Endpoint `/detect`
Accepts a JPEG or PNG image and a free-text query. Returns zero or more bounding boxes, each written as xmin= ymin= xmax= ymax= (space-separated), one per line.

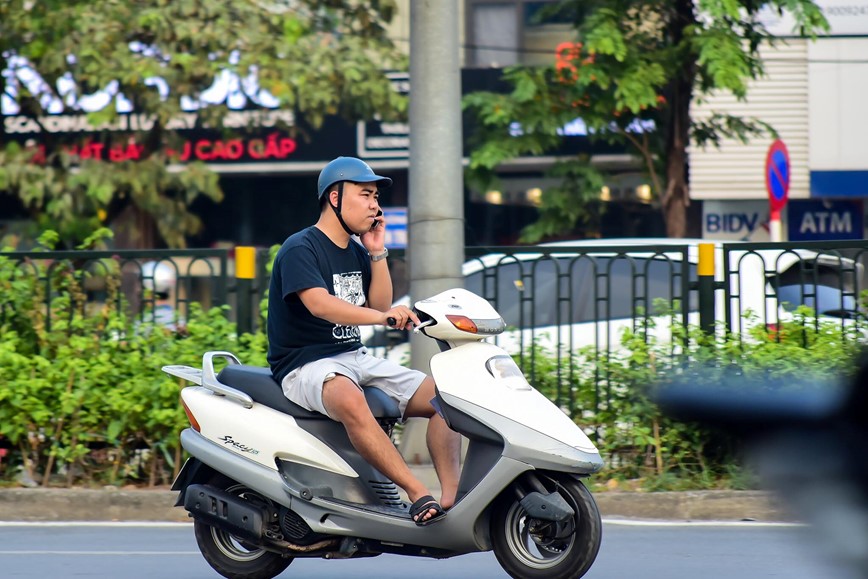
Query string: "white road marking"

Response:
xmin=0 ymin=519 xmax=804 ymax=528
xmin=0 ymin=550 xmax=199 ymax=556
xmin=602 ymin=518 xmax=804 ymax=527
xmin=0 ymin=522 xmax=190 ymax=527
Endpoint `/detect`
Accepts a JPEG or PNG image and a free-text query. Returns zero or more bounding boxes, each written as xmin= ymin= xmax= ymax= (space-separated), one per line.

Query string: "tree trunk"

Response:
xmin=662 ymin=0 xmax=698 ymax=238
xmin=662 ymin=144 xmax=689 ymax=237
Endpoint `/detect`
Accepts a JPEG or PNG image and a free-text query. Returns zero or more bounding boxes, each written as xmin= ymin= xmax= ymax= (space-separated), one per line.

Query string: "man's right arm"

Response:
xmin=298 ymin=287 xmax=419 ymax=329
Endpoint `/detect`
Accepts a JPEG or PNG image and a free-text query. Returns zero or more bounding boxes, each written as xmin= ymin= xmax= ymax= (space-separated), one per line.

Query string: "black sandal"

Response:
xmin=409 ymin=495 xmax=447 ymax=526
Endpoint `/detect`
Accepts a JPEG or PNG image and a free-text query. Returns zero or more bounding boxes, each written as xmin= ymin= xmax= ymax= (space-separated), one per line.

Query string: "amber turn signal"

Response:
xmin=446 ymin=315 xmax=479 ymax=333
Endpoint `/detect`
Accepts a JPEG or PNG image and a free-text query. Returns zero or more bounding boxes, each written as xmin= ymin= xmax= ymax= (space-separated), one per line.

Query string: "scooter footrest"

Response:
xmin=319 ymin=496 xmax=409 ymax=518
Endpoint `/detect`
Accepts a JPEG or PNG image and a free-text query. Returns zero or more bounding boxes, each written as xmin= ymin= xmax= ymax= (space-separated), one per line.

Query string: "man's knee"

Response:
xmin=322 ymin=375 xmax=369 ymax=422
xmin=404 ymin=376 xmax=437 ymax=419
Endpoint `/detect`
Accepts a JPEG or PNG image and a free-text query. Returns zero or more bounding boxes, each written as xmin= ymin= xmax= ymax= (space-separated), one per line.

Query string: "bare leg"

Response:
xmin=322 ymin=375 xmax=440 ymax=522
xmin=404 ymin=377 xmax=461 ymax=510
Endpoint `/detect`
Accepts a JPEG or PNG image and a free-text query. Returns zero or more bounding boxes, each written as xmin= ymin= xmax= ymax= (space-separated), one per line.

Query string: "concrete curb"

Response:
xmin=0 ymin=485 xmax=796 ymax=524
xmin=593 ymin=490 xmax=794 ymax=522
xmin=0 ymin=488 xmax=190 ymax=523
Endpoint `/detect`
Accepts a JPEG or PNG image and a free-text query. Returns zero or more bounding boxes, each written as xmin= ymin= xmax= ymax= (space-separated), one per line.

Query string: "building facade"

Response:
xmin=690 ymin=0 xmax=868 ymax=241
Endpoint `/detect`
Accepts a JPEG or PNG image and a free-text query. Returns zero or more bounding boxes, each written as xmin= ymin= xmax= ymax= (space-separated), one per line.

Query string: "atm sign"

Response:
xmin=787 ymin=200 xmax=863 ymax=241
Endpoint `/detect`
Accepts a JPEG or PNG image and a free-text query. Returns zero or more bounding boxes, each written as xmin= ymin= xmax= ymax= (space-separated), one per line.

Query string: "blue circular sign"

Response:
xmin=765 ymin=140 xmax=790 ymax=212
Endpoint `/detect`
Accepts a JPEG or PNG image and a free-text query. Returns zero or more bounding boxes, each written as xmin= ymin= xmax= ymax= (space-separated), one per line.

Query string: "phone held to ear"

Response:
xmin=370 ymin=209 xmax=383 ymax=231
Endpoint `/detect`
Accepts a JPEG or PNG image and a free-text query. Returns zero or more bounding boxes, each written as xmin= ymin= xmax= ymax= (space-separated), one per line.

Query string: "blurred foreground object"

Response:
xmin=655 ymin=359 xmax=868 ymax=577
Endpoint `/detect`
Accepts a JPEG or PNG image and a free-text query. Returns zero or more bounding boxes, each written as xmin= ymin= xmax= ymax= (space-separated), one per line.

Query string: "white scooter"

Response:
xmin=163 ymin=288 xmax=604 ymax=579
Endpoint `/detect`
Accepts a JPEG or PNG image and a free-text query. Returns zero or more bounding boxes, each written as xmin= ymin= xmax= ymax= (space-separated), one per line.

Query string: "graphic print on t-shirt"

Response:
xmin=332 ymin=271 xmax=365 ymax=341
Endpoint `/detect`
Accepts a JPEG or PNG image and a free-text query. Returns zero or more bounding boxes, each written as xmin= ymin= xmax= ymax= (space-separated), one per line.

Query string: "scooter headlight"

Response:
xmin=485 ymin=355 xmax=532 ymax=391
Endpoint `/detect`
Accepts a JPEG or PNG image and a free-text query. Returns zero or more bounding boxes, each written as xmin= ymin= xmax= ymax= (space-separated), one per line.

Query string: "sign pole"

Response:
xmin=769 ymin=208 xmax=783 ymax=242
xmin=765 ymin=139 xmax=790 ymax=242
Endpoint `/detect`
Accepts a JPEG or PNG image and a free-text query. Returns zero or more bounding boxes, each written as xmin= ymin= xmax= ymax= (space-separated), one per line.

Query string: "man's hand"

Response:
xmin=359 ymin=211 xmax=386 ymax=254
xmin=383 ymin=305 xmax=420 ymax=330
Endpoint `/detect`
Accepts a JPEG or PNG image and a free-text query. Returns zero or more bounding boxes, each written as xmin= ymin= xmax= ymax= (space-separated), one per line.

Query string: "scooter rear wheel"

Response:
xmin=491 ymin=474 xmax=601 ymax=579
xmin=193 ymin=477 xmax=292 ymax=579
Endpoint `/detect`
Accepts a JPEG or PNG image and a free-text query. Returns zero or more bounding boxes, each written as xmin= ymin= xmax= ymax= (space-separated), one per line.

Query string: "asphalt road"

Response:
xmin=0 ymin=521 xmax=859 ymax=579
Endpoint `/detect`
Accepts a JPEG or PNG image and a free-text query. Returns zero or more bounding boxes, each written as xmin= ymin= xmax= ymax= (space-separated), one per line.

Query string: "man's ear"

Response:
xmin=328 ymin=188 xmax=340 ymax=209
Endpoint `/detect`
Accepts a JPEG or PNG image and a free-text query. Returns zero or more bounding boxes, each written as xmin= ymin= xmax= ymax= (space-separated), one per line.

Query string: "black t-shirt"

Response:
xmin=267 ymin=226 xmax=372 ymax=384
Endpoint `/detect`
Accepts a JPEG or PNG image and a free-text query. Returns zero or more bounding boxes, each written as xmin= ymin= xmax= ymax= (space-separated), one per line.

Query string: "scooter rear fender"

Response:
xmin=181 ymin=386 xmax=357 ymax=477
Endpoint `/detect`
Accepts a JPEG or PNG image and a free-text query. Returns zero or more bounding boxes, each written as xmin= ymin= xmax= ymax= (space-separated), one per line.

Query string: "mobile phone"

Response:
xmin=370 ymin=209 xmax=383 ymax=231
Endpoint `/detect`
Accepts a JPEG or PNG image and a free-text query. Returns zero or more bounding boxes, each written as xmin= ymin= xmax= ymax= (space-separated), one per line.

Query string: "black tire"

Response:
xmin=192 ymin=476 xmax=293 ymax=579
xmin=491 ymin=474 xmax=602 ymax=579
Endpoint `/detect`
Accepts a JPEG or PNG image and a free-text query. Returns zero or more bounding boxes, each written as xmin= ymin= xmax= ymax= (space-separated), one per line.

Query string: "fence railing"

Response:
xmin=0 ymin=249 xmax=231 ymax=332
xmin=4 ymin=240 xmax=867 ymax=399
xmin=721 ymin=240 xmax=868 ymax=335
xmin=5 ymin=240 xmax=867 ymax=338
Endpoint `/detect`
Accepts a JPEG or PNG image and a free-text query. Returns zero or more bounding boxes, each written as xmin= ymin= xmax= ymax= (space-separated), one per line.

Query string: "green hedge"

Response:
xmin=0 ymin=251 xmax=268 ymax=487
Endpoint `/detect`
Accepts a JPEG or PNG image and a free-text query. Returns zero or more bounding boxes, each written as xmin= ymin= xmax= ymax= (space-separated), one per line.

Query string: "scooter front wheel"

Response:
xmin=491 ymin=474 xmax=602 ymax=579
xmin=193 ymin=477 xmax=293 ymax=579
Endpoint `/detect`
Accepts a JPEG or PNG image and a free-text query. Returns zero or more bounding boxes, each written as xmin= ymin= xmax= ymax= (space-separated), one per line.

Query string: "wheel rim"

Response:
xmin=210 ymin=526 xmax=267 ymax=562
xmin=502 ymin=501 xmax=576 ymax=570
xmin=209 ymin=484 xmax=270 ymax=563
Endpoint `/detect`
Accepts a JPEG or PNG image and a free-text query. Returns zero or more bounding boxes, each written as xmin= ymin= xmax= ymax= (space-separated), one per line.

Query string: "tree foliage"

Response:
xmin=0 ymin=0 xmax=407 ymax=247
xmin=463 ymin=0 xmax=827 ymax=240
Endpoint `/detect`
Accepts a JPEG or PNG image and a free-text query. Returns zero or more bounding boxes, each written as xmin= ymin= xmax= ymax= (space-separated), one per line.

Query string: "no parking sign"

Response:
xmin=765 ymin=139 xmax=790 ymax=240
xmin=765 ymin=139 xmax=790 ymax=214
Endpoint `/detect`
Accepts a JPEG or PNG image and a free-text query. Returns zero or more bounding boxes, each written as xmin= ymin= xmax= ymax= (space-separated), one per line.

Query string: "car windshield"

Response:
xmin=464 ymin=255 xmax=697 ymax=329
xmin=772 ymin=258 xmax=861 ymax=318
xmin=777 ymin=284 xmax=857 ymax=315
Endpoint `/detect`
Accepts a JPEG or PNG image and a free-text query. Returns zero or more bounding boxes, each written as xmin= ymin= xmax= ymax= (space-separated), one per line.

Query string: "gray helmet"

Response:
xmin=142 ymin=261 xmax=176 ymax=299
xmin=317 ymin=156 xmax=392 ymax=200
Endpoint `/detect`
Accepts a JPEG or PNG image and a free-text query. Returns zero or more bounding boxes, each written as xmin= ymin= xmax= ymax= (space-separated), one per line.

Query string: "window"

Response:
xmin=466 ymin=1 xmax=575 ymax=68
xmin=469 ymin=3 xmax=519 ymax=67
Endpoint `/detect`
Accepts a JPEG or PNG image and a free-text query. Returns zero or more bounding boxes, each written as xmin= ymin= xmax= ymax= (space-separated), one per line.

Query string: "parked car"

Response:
xmin=363 ymin=239 xmax=864 ymax=360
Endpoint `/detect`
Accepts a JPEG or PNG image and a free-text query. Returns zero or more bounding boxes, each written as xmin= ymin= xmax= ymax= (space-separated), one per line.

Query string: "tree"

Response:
xmin=0 ymin=0 xmax=406 ymax=247
xmin=463 ymin=0 xmax=827 ymax=239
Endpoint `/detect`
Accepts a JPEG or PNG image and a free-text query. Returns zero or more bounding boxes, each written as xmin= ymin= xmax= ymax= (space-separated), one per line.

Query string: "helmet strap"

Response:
xmin=329 ymin=182 xmax=364 ymax=237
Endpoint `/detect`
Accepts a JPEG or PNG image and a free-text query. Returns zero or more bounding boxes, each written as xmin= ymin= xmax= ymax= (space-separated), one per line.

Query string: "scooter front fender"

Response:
xmin=431 ymin=342 xmax=601 ymax=462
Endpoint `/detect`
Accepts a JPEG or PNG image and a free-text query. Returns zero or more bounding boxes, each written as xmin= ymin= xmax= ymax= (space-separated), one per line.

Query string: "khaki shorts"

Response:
xmin=280 ymin=347 xmax=426 ymax=421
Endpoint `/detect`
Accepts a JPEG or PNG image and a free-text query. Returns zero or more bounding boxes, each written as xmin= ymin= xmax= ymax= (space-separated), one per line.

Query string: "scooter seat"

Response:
xmin=216 ymin=365 xmax=401 ymax=420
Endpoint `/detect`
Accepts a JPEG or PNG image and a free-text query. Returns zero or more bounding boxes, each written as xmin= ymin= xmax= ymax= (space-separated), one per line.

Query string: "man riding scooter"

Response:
xmin=266 ymin=156 xmax=461 ymax=526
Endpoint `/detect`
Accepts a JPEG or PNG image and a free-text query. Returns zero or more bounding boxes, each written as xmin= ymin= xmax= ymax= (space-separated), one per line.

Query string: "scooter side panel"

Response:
xmin=430 ymin=343 xmax=599 ymax=453
xmin=181 ymin=386 xmax=357 ymax=477
xmin=294 ymin=455 xmax=531 ymax=552
xmin=179 ymin=428 xmax=293 ymax=508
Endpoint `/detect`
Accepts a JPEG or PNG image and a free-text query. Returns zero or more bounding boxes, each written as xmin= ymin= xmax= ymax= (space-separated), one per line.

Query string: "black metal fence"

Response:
xmin=3 ymin=239 xmax=867 ymax=355
xmin=0 ymin=249 xmax=232 ymax=332
xmin=722 ymin=240 xmax=868 ymax=335
xmin=4 ymin=239 xmax=868 ymax=422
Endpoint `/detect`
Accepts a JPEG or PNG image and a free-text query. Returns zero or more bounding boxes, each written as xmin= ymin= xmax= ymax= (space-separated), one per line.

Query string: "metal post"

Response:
xmin=402 ymin=0 xmax=464 ymax=463
xmin=408 ymin=0 xmax=464 ymax=372
xmin=235 ymin=246 xmax=256 ymax=335
xmin=698 ymin=243 xmax=715 ymax=336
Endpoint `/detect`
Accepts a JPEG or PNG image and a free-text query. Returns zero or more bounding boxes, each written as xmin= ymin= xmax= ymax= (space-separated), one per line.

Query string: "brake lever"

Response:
xmin=413 ymin=319 xmax=435 ymax=333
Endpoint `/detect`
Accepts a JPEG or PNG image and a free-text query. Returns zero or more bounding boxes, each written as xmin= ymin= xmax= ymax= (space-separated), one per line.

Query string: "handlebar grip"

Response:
xmin=387 ymin=317 xmax=397 ymax=327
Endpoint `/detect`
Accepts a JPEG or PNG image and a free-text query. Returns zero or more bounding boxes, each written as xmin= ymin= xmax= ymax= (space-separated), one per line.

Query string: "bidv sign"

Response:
xmin=787 ymin=200 xmax=864 ymax=241
xmin=703 ymin=201 xmax=770 ymax=241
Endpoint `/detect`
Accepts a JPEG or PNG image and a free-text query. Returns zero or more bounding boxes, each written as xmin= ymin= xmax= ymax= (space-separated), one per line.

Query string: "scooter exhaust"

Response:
xmin=184 ymin=484 xmax=266 ymax=541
